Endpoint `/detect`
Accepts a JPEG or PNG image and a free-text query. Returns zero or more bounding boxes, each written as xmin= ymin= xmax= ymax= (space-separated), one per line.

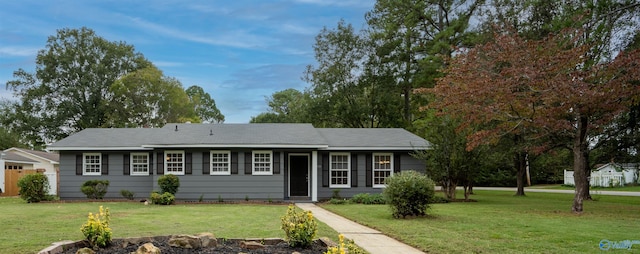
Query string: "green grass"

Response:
xmin=321 ymin=190 xmax=640 ymax=254
xmin=0 ymin=198 xmax=339 ymax=253
xmin=530 ymin=184 xmax=640 ymax=192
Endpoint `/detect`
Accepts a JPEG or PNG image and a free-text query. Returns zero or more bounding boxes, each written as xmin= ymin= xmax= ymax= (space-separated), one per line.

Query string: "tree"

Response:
xmin=104 ymin=66 xmax=200 ymax=127
xmin=250 ymin=89 xmax=309 ymax=123
xmin=6 ymin=27 xmax=149 ymax=146
xmin=426 ymin=28 xmax=640 ymax=212
xmin=186 ymin=85 xmax=224 ymax=123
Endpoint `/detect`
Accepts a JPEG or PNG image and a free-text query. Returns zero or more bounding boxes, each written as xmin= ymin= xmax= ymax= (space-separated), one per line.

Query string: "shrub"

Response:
xmin=325 ymin=234 xmax=367 ymax=254
xmin=350 ymin=193 xmax=386 ymax=204
xmin=157 ymin=174 xmax=180 ymax=195
xmin=17 ymin=174 xmax=51 ymax=203
xmin=120 ymin=189 xmax=135 ymax=200
xmin=328 ymin=198 xmax=347 ymax=204
xmin=80 ymin=206 xmax=112 ymax=249
xmin=281 ymin=204 xmax=318 ymax=248
xmin=383 ymin=170 xmax=435 ymax=218
xmin=331 ymin=189 xmax=342 ymax=199
xmin=81 ymin=180 xmax=110 ymax=199
xmin=150 ymin=192 xmax=175 ymax=205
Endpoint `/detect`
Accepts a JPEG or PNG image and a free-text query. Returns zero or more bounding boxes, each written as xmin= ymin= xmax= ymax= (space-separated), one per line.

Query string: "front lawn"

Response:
xmin=529 ymin=184 xmax=640 ymax=192
xmin=322 ymin=190 xmax=640 ymax=254
xmin=0 ymin=198 xmax=339 ymax=253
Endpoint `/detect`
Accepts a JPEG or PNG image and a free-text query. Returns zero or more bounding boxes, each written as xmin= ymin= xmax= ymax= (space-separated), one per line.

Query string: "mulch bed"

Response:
xmin=60 ymin=238 xmax=328 ymax=254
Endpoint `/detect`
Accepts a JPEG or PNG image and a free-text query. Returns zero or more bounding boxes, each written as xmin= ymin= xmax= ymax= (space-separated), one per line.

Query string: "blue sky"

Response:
xmin=0 ymin=0 xmax=374 ymax=123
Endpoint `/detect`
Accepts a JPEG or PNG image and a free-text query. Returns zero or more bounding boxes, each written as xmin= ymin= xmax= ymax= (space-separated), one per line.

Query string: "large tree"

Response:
xmin=6 ymin=27 xmax=150 ymax=146
xmin=250 ymin=89 xmax=309 ymax=123
xmin=427 ymin=28 xmax=640 ymax=212
xmin=185 ymin=85 xmax=224 ymax=124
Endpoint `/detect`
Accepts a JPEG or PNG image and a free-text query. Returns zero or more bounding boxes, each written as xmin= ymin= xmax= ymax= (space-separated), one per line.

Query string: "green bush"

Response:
xmin=157 ymin=174 xmax=180 ymax=195
xmin=120 ymin=189 xmax=135 ymax=200
xmin=150 ymin=192 xmax=175 ymax=205
xmin=81 ymin=180 xmax=110 ymax=199
xmin=383 ymin=170 xmax=435 ymax=218
xmin=80 ymin=206 xmax=112 ymax=249
xmin=350 ymin=193 xmax=386 ymax=204
xmin=17 ymin=174 xmax=51 ymax=203
xmin=329 ymin=198 xmax=348 ymax=204
xmin=281 ymin=204 xmax=318 ymax=248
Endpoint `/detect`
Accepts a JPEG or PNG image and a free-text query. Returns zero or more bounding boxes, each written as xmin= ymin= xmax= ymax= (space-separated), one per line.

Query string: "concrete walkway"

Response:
xmin=471 ymin=187 xmax=640 ymax=196
xmin=296 ymin=203 xmax=424 ymax=254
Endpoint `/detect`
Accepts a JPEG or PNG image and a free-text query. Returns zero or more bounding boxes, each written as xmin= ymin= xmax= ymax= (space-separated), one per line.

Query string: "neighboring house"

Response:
xmin=1 ymin=148 xmax=60 ymax=196
xmin=47 ymin=123 xmax=429 ymax=201
xmin=564 ymin=163 xmax=639 ymax=187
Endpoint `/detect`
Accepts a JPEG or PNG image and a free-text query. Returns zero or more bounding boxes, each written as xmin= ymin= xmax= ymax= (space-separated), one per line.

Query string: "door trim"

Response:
xmin=288 ymin=153 xmax=310 ymax=197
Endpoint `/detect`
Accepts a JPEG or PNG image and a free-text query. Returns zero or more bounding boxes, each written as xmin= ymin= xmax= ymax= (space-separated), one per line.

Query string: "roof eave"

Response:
xmin=142 ymin=144 xmax=329 ymax=149
xmin=47 ymin=147 xmax=153 ymax=151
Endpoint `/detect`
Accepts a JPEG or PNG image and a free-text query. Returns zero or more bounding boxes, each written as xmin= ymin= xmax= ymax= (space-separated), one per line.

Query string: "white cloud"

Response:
xmin=293 ymin=0 xmax=374 ymax=8
xmin=153 ymin=61 xmax=184 ymax=67
xmin=0 ymin=46 xmax=39 ymax=57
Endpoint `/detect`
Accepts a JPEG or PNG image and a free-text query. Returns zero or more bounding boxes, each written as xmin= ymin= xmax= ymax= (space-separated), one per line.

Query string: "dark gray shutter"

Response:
xmin=101 ymin=154 xmax=109 ymax=175
xmin=273 ymin=152 xmax=280 ymax=174
xmin=231 ymin=152 xmax=238 ymax=174
xmin=157 ymin=152 xmax=164 ymax=175
xmin=366 ymin=153 xmax=372 ymax=187
xmin=244 ymin=152 xmax=252 ymax=175
xmin=185 ymin=152 xmax=192 ymax=175
xmin=123 ymin=154 xmax=130 ymax=175
xmin=76 ymin=154 xmax=82 ymax=175
xmin=202 ymin=152 xmax=210 ymax=175
xmin=351 ymin=153 xmax=358 ymax=187
xmin=322 ymin=153 xmax=329 ymax=187
xmin=394 ymin=153 xmax=401 ymax=173
xmin=148 ymin=153 xmax=153 ymax=175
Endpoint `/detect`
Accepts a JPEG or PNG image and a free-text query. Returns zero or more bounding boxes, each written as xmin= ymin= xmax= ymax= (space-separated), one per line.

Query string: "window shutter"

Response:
xmin=101 ymin=154 xmax=109 ymax=175
xmin=231 ymin=152 xmax=238 ymax=174
xmin=244 ymin=152 xmax=252 ymax=175
xmin=322 ymin=153 xmax=329 ymax=187
xmin=185 ymin=152 xmax=192 ymax=175
xmin=76 ymin=154 xmax=82 ymax=175
xmin=351 ymin=153 xmax=358 ymax=187
xmin=157 ymin=152 xmax=164 ymax=175
xmin=394 ymin=153 xmax=401 ymax=173
xmin=202 ymin=152 xmax=210 ymax=175
xmin=273 ymin=152 xmax=280 ymax=174
xmin=365 ymin=153 xmax=372 ymax=187
xmin=123 ymin=154 xmax=130 ymax=175
xmin=148 ymin=153 xmax=154 ymax=175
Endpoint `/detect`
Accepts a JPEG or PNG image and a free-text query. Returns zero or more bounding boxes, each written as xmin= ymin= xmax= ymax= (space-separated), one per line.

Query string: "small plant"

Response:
xmin=17 ymin=174 xmax=51 ymax=203
xmin=199 ymin=194 xmax=204 ymax=202
xmin=268 ymin=195 xmax=273 ymax=203
xmin=383 ymin=170 xmax=435 ymax=218
xmin=329 ymin=198 xmax=347 ymax=205
xmin=325 ymin=234 xmax=367 ymax=254
xmin=81 ymin=180 xmax=110 ymax=199
xmin=120 ymin=189 xmax=135 ymax=200
xmin=281 ymin=204 xmax=318 ymax=248
xmin=157 ymin=174 xmax=180 ymax=195
xmin=350 ymin=193 xmax=386 ymax=204
xmin=218 ymin=194 xmax=224 ymax=203
xmin=331 ymin=189 xmax=342 ymax=199
xmin=150 ymin=192 xmax=175 ymax=205
xmin=80 ymin=206 xmax=112 ymax=250
xmin=245 ymin=195 xmax=250 ymax=201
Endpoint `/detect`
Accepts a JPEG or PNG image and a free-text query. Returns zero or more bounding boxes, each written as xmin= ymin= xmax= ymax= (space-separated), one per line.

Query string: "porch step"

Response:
xmin=289 ymin=196 xmax=311 ymax=201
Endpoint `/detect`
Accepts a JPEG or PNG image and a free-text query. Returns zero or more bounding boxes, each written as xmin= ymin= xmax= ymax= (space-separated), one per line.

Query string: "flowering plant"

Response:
xmin=281 ymin=204 xmax=318 ymax=247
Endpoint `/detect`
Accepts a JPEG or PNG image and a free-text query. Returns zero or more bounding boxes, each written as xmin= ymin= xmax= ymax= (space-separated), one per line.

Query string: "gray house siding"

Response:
xmin=317 ymin=151 xmax=426 ymax=200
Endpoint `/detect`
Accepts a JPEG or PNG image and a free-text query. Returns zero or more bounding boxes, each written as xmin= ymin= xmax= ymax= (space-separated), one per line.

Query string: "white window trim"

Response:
xmin=164 ymin=150 xmax=185 ymax=175
xmin=210 ymin=150 xmax=231 ymax=175
xmin=373 ymin=153 xmax=393 ymax=188
xmin=83 ymin=152 xmax=102 ymax=176
xmin=130 ymin=152 xmax=149 ymax=176
xmin=329 ymin=152 xmax=351 ymax=188
xmin=252 ymin=150 xmax=273 ymax=175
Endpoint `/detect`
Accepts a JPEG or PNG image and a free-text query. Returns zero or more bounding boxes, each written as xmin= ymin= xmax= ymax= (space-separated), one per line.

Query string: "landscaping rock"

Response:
xmin=168 ymin=234 xmax=201 ymax=249
xmin=240 ymin=241 xmax=265 ymax=249
xmin=132 ymin=243 xmax=160 ymax=254
xmin=120 ymin=237 xmax=155 ymax=248
xmin=196 ymin=232 xmax=217 ymax=247
xmin=75 ymin=247 xmax=95 ymax=254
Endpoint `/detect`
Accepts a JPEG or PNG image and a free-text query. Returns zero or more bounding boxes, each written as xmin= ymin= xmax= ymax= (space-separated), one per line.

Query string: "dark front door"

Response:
xmin=289 ymin=155 xmax=309 ymax=196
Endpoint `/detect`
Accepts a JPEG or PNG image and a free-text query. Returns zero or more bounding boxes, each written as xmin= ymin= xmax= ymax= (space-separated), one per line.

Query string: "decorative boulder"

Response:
xmin=196 ymin=232 xmax=217 ymax=248
xmin=168 ymin=234 xmax=201 ymax=249
xmin=133 ymin=243 xmax=160 ymax=254
xmin=75 ymin=247 xmax=95 ymax=254
xmin=240 ymin=241 xmax=265 ymax=250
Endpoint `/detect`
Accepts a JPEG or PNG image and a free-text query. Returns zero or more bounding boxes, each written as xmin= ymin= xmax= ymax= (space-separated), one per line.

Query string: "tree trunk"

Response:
xmin=572 ymin=115 xmax=590 ymax=213
xmin=441 ymin=178 xmax=457 ymax=200
xmin=514 ymin=151 xmax=526 ymax=196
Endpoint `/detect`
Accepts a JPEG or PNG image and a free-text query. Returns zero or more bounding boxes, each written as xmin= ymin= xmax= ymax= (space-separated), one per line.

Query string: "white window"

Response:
xmin=252 ymin=150 xmax=272 ymax=175
xmin=330 ymin=153 xmax=350 ymax=188
xmin=130 ymin=153 xmax=149 ymax=176
xmin=5 ymin=165 xmax=23 ymax=170
xmin=83 ymin=153 xmax=102 ymax=176
xmin=210 ymin=150 xmax=230 ymax=175
xmin=164 ymin=150 xmax=184 ymax=175
xmin=373 ymin=153 xmax=393 ymax=188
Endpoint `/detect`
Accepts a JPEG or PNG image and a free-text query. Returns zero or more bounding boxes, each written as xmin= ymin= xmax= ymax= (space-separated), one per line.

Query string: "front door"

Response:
xmin=289 ymin=154 xmax=309 ymax=197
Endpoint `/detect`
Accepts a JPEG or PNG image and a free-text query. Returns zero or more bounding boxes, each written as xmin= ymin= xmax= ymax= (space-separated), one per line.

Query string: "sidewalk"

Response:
xmin=296 ymin=203 xmax=424 ymax=254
